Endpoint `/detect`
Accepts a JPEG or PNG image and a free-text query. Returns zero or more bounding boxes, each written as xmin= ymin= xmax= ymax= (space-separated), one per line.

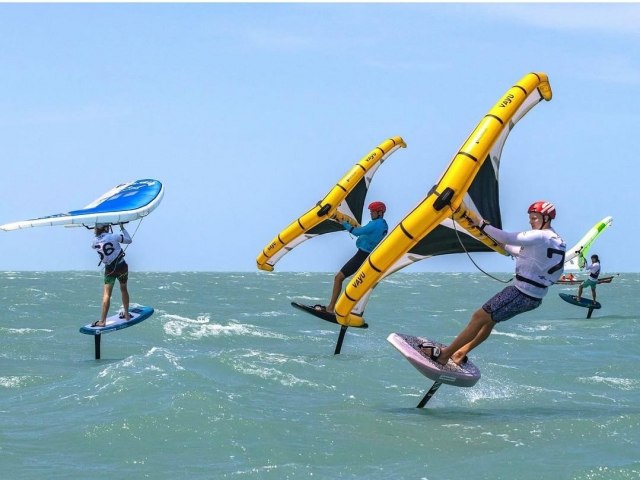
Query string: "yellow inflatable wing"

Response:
xmin=335 ymin=72 xmax=553 ymax=329
xmin=256 ymin=137 xmax=406 ymax=271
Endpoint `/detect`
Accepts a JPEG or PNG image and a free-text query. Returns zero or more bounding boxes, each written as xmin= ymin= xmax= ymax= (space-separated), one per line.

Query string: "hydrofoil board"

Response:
xmin=291 ymin=302 xmax=368 ymax=328
xmin=79 ymin=305 xmax=154 ymax=335
xmin=559 ymin=293 xmax=601 ymax=309
xmin=387 ymin=333 xmax=480 ymax=387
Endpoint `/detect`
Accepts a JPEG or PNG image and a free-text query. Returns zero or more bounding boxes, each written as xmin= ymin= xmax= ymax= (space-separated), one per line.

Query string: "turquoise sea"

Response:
xmin=1 ymin=271 xmax=638 ymax=479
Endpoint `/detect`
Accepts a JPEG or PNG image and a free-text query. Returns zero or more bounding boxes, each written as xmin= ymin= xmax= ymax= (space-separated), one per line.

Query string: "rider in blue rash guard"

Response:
xmin=323 ymin=201 xmax=388 ymax=314
xmin=344 ymin=215 xmax=388 ymax=253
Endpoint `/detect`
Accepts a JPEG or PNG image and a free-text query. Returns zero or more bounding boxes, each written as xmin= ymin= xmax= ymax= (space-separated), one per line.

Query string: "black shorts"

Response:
xmin=340 ymin=249 xmax=370 ymax=278
xmin=104 ymin=260 xmax=129 ymax=285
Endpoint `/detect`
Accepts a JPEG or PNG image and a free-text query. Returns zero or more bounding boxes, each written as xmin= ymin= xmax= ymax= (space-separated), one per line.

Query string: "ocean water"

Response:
xmin=1 ymin=271 xmax=638 ymax=480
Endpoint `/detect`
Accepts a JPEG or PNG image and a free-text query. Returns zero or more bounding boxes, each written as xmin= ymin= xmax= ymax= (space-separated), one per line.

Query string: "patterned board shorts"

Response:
xmin=104 ymin=260 xmax=129 ymax=285
xmin=482 ymin=285 xmax=542 ymax=323
xmin=581 ymin=279 xmax=598 ymax=288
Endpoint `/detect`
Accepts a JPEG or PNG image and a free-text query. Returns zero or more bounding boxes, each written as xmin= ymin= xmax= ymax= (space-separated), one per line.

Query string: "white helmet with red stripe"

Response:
xmin=528 ymin=201 xmax=556 ymax=219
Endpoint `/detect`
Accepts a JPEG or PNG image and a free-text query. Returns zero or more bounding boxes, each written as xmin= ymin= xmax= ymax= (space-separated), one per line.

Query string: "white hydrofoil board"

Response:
xmin=79 ymin=305 xmax=154 ymax=335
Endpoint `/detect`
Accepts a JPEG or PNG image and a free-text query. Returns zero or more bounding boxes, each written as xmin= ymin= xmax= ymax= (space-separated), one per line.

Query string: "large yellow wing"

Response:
xmin=335 ymin=73 xmax=553 ymax=327
xmin=256 ymin=137 xmax=406 ymax=271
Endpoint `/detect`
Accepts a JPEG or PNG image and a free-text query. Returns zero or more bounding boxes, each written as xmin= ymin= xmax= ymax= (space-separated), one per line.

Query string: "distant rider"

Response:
xmin=91 ymin=223 xmax=132 ymax=327
xmin=421 ymin=201 xmax=566 ymax=366
xmin=323 ymin=201 xmax=388 ymax=314
xmin=576 ymin=254 xmax=600 ymax=303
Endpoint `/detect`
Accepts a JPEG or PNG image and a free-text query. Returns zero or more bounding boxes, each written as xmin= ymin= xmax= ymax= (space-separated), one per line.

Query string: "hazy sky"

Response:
xmin=1 ymin=3 xmax=636 ymax=273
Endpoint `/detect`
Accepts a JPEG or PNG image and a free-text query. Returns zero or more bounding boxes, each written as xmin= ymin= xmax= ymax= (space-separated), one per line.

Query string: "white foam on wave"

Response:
xmin=241 ymin=350 xmax=319 ymax=367
xmin=0 ymin=376 xmax=30 ymax=388
xmin=163 ymin=314 xmax=288 ymax=340
xmin=479 ymin=431 xmax=526 ymax=447
xmin=442 ymin=423 xmax=509 ymax=449
xmin=239 ymin=311 xmax=286 ymax=318
xmin=578 ymin=375 xmax=637 ymax=390
xmin=464 ymin=379 xmax=516 ymax=403
xmin=232 ymin=353 xmax=323 ymax=388
xmin=293 ymin=295 xmax=322 ymax=301
xmin=23 ymin=287 xmax=56 ymax=300
xmin=83 ymin=348 xmax=186 ymax=400
xmin=579 ymin=466 xmax=640 ymax=480
xmin=157 ymin=281 xmax=186 ymax=291
xmin=1 ymin=327 xmax=54 ymax=334
xmin=95 ymin=347 xmax=185 ymax=387
xmin=519 ymin=324 xmax=554 ymax=333
xmin=232 ymin=465 xmax=282 ymax=476
xmin=522 ymin=384 xmax=574 ymax=398
xmin=492 ymin=330 xmax=549 ymax=341
xmin=145 ymin=346 xmax=185 ymax=371
xmin=163 ymin=313 xmax=210 ymax=324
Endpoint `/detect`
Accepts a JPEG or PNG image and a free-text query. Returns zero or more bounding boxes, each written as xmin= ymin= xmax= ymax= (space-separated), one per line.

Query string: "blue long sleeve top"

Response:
xmin=342 ymin=218 xmax=388 ymax=253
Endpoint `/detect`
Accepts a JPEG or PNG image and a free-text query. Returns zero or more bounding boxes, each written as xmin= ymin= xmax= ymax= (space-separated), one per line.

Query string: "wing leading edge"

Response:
xmin=564 ymin=216 xmax=613 ymax=272
xmin=0 ymin=179 xmax=164 ymax=231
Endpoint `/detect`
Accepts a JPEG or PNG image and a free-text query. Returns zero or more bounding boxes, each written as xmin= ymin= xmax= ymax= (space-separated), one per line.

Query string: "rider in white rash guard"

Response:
xmin=420 ymin=201 xmax=566 ymax=367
